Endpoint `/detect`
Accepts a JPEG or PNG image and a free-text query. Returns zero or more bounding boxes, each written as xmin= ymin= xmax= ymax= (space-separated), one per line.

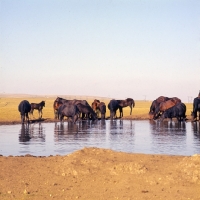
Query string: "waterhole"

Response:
xmin=0 ymin=120 xmax=199 ymax=156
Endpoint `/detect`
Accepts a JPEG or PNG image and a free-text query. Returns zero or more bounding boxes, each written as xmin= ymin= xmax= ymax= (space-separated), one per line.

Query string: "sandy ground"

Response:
xmin=0 ymin=147 xmax=200 ymax=200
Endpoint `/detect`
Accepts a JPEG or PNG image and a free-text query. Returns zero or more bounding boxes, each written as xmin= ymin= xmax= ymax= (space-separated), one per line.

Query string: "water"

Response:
xmin=0 ymin=120 xmax=199 ymax=156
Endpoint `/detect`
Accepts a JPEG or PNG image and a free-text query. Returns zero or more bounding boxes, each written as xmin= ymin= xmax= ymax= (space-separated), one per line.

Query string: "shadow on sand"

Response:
xmin=29 ymin=118 xmax=48 ymax=124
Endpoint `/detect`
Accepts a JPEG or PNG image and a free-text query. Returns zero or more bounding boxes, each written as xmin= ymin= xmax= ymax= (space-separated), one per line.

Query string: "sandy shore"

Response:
xmin=0 ymin=147 xmax=200 ymax=200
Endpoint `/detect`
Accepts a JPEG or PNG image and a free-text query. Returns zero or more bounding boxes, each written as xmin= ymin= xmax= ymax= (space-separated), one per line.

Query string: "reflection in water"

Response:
xmin=110 ymin=120 xmax=134 ymax=135
xmin=54 ymin=120 xmax=106 ymax=142
xmin=191 ymin=122 xmax=200 ymax=139
xmin=53 ymin=120 xmax=135 ymax=155
xmin=149 ymin=120 xmax=188 ymax=155
xmin=1 ymin=120 xmax=200 ymax=156
xmin=19 ymin=124 xmax=31 ymax=142
xmin=108 ymin=120 xmax=135 ymax=152
xmin=150 ymin=120 xmax=186 ymax=135
xmin=19 ymin=123 xmax=45 ymax=143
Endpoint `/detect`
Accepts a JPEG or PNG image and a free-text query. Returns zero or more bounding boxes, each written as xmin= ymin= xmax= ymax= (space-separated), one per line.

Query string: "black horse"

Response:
xmin=108 ymin=99 xmax=119 ymax=119
xmin=160 ymin=103 xmax=187 ymax=122
xmin=30 ymin=101 xmax=45 ymax=119
xmin=18 ymin=100 xmax=31 ymax=124
xmin=191 ymin=97 xmax=200 ymax=121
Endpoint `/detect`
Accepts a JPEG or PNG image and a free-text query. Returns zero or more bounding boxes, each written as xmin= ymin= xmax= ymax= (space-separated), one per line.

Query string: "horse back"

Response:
xmin=159 ymin=100 xmax=176 ymax=112
xmin=18 ymin=100 xmax=31 ymax=114
xmin=156 ymin=96 xmax=168 ymax=103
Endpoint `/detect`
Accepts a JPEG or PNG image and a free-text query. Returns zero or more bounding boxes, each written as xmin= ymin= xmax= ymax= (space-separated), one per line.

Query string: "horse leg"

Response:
xmin=54 ymin=109 xmax=58 ymax=119
xmin=25 ymin=113 xmax=29 ymax=123
xmin=60 ymin=114 xmax=64 ymax=122
xmin=40 ymin=109 xmax=43 ymax=119
xmin=119 ymin=107 xmax=122 ymax=118
xmin=73 ymin=115 xmax=78 ymax=124
xmin=110 ymin=111 xmax=114 ymax=119
xmin=21 ymin=114 xmax=25 ymax=124
xmin=198 ymin=111 xmax=200 ymax=121
xmin=30 ymin=109 xmax=34 ymax=119
xmin=130 ymin=105 xmax=132 ymax=115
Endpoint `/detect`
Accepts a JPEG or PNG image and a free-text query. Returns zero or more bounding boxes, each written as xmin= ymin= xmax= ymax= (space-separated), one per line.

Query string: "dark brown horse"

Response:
xmin=99 ymin=102 xmax=106 ymax=119
xmin=149 ymin=96 xmax=181 ymax=119
xmin=76 ymin=103 xmax=97 ymax=120
xmin=53 ymin=97 xmax=69 ymax=119
xmin=116 ymin=98 xmax=135 ymax=118
xmin=30 ymin=101 xmax=45 ymax=119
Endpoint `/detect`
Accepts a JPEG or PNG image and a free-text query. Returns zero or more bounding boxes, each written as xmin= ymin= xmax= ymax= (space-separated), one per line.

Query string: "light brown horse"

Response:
xmin=91 ymin=99 xmax=101 ymax=117
xmin=91 ymin=100 xmax=107 ymax=119
xmin=153 ymin=98 xmax=181 ymax=120
xmin=149 ymin=96 xmax=181 ymax=119
xmin=116 ymin=98 xmax=135 ymax=118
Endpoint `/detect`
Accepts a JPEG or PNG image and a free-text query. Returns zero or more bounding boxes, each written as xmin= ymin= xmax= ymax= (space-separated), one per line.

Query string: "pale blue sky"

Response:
xmin=0 ymin=0 xmax=200 ymax=101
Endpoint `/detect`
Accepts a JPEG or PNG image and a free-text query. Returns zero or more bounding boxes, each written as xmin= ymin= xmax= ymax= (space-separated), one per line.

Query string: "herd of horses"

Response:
xmin=18 ymin=97 xmax=134 ymax=124
xmin=18 ymin=91 xmax=200 ymax=124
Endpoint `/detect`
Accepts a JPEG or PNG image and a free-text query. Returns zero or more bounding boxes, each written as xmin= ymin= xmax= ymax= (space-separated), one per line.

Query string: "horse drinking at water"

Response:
xmin=149 ymin=96 xmax=181 ymax=119
xmin=30 ymin=101 xmax=45 ymax=119
xmin=153 ymin=98 xmax=181 ymax=120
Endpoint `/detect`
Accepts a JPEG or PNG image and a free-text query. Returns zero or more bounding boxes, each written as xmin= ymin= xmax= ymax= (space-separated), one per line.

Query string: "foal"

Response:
xmin=30 ymin=101 xmax=45 ymax=119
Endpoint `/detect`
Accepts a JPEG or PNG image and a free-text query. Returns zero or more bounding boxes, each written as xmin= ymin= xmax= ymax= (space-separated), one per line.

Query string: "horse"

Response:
xmin=108 ymin=99 xmax=119 ymax=119
xmin=53 ymin=97 xmax=69 ymax=119
xmin=160 ymin=103 xmax=186 ymax=122
xmin=91 ymin=99 xmax=106 ymax=119
xmin=191 ymin=97 xmax=200 ymax=121
xmin=54 ymin=97 xmax=90 ymax=119
xmin=58 ymin=104 xmax=80 ymax=124
xmin=69 ymin=99 xmax=90 ymax=119
xmin=116 ymin=98 xmax=135 ymax=118
xmin=99 ymin=102 xmax=106 ymax=119
xmin=149 ymin=96 xmax=181 ymax=119
xmin=76 ymin=103 xmax=97 ymax=120
xmin=91 ymin=99 xmax=101 ymax=117
xmin=18 ymin=100 xmax=31 ymax=124
xmin=153 ymin=99 xmax=179 ymax=120
xmin=30 ymin=101 xmax=45 ymax=119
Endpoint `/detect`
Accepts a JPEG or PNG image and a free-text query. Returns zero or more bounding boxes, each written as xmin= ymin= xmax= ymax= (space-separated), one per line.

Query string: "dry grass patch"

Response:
xmin=0 ymin=95 xmax=193 ymax=122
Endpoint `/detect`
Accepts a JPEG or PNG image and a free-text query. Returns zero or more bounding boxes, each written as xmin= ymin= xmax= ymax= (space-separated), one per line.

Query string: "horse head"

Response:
xmin=41 ymin=101 xmax=45 ymax=107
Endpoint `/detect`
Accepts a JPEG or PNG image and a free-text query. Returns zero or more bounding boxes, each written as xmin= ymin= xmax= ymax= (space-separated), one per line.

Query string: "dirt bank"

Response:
xmin=0 ymin=147 xmax=200 ymax=200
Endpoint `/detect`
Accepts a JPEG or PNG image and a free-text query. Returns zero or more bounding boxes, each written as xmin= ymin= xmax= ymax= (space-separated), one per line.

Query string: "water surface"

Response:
xmin=0 ymin=120 xmax=199 ymax=156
